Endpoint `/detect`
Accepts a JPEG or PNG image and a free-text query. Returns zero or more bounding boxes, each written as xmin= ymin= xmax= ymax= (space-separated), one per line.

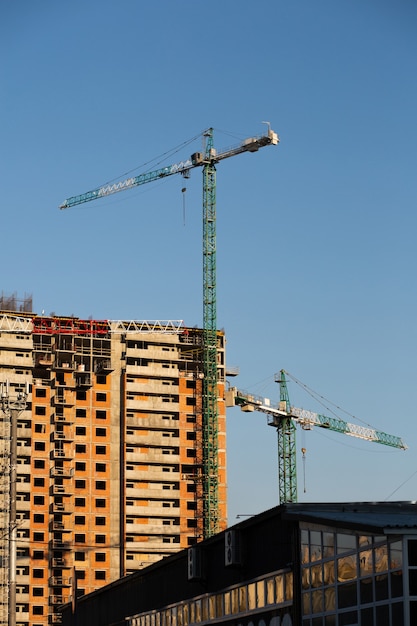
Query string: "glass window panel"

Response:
xmin=285 ymin=571 xmax=293 ymax=601
xmin=324 ymin=615 xmax=336 ymax=626
xmin=312 ymin=617 xmax=322 ymax=626
xmin=311 ymin=589 xmax=323 ymax=614
xmin=337 ymin=555 xmax=357 ymax=582
xmin=224 ymin=592 xmax=230 ymax=615
xmin=374 ymin=543 xmax=388 ymax=575
xmin=409 ymin=540 xmax=417 ymax=566
xmin=215 ymin=594 xmax=223 ymax=617
xmin=391 ymin=601 xmax=404 ymax=623
xmin=336 ymin=533 xmax=356 ymax=554
xmin=323 ymin=560 xmax=335 ymax=585
xmin=358 ymin=535 xmax=372 ymax=547
xmin=411 ymin=600 xmax=417 ymax=624
xmin=361 ymin=607 xmax=374 ymax=625
xmin=409 ymin=569 xmax=417 ymax=596
xmin=311 ymin=564 xmax=322 ymax=588
xmin=389 ymin=540 xmax=403 ymax=570
xmin=302 ymin=567 xmax=311 ymax=590
xmin=339 ymin=610 xmax=358 ymax=625
xmin=302 ymin=591 xmax=311 ymax=616
xmin=374 ymin=536 xmax=386 ymax=544
xmin=276 ymin=574 xmax=284 ymax=604
xmin=248 ymin=583 xmax=256 ymax=610
xmin=256 ymin=580 xmax=265 ymax=607
xmin=324 ymin=586 xmax=336 ymax=612
xmin=310 ymin=531 xmax=322 ymax=561
xmin=266 ymin=578 xmax=275 ymax=604
xmin=239 ymin=586 xmax=247 ymax=612
xmin=390 ymin=570 xmax=403 ymax=598
xmin=359 ymin=549 xmax=373 ymax=576
xmin=231 ymin=588 xmax=239 ymax=613
xmin=301 ymin=529 xmax=309 ymax=563
xmin=375 ymin=573 xmax=389 ymax=601
xmin=375 ymin=603 xmax=389 ymax=625
xmin=337 ymin=581 xmax=357 ymax=610
xmin=201 ymin=599 xmax=208 ymax=622
xmin=208 ymin=596 xmax=215 ymax=619
xmin=359 ymin=577 xmax=373 ymax=604
xmin=195 ymin=600 xmax=201 ymax=623
xmin=323 ymin=531 xmax=335 ymax=557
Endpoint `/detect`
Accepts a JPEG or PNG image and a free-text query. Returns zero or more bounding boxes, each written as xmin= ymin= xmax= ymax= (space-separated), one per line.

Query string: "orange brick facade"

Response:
xmin=0 ymin=316 xmax=227 ymax=626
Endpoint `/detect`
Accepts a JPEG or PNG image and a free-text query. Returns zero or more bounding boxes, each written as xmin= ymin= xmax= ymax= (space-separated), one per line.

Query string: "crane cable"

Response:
xmin=181 ymin=187 xmax=187 ymax=226
xmin=301 ymin=445 xmax=307 ymax=493
xmin=283 ymin=370 xmax=378 ymax=430
xmin=93 ymin=131 xmax=205 ymax=189
xmin=384 ymin=467 xmax=417 ymax=501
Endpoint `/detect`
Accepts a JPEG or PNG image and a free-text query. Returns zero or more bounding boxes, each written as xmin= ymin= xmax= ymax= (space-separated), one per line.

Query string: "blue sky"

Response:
xmin=1 ymin=1 xmax=417 ymax=524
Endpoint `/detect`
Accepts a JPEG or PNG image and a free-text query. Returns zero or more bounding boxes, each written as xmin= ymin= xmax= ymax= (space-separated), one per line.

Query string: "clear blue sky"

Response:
xmin=1 ymin=1 xmax=416 ymax=524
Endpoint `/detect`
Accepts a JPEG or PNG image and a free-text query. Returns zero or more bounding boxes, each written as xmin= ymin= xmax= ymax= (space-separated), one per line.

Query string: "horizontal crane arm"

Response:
xmin=290 ymin=406 xmax=407 ymax=450
xmin=59 ymin=127 xmax=279 ymax=210
xmin=213 ymin=129 xmax=279 ymax=163
xmin=225 ymin=387 xmax=287 ymax=417
xmin=59 ymin=159 xmax=194 ymax=209
xmin=226 ymin=387 xmax=407 ymax=450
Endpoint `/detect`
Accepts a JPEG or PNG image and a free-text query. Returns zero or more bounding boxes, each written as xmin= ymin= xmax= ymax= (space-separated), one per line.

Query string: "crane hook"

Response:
xmin=181 ymin=187 xmax=186 ymax=226
xmin=301 ymin=447 xmax=307 ymax=494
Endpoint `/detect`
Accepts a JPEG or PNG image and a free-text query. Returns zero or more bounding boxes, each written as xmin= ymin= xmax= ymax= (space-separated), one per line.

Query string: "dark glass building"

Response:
xmin=61 ymin=501 xmax=417 ymax=626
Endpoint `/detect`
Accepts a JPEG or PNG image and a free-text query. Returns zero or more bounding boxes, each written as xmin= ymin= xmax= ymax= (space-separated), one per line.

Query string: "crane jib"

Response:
xmin=59 ymin=158 xmax=195 ymax=209
xmin=59 ymin=130 xmax=279 ymax=210
xmin=96 ymin=159 xmax=194 ymax=197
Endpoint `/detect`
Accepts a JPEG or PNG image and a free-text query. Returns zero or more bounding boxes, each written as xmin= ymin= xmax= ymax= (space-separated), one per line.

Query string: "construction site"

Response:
xmin=0 ymin=125 xmax=409 ymax=626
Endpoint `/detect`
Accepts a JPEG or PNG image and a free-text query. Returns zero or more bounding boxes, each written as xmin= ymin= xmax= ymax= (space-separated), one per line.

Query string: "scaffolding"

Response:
xmin=0 ymin=293 xmax=32 ymax=314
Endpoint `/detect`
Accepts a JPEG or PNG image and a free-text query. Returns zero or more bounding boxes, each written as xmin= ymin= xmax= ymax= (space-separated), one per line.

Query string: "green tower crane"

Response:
xmin=59 ymin=125 xmax=279 ymax=537
xmin=226 ymin=369 xmax=407 ymax=504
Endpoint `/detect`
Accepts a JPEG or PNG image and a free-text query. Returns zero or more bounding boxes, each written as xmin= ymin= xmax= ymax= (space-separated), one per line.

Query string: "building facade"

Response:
xmin=0 ymin=306 xmax=227 ymax=626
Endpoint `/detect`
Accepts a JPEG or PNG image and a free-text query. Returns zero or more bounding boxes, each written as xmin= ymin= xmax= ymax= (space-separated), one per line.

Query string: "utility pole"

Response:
xmin=0 ymin=382 xmax=28 ymax=626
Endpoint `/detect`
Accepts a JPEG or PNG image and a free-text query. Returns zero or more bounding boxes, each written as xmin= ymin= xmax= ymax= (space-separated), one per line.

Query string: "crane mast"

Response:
xmin=202 ymin=129 xmax=219 ymax=536
xmin=226 ymin=369 xmax=406 ymax=505
xmin=276 ymin=371 xmax=297 ymax=503
xmin=60 ymin=126 xmax=279 ymax=537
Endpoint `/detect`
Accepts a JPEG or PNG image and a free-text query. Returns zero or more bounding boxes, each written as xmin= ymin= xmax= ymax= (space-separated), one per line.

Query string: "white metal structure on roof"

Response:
xmin=0 ymin=313 xmax=185 ymax=334
xmin=0 ymin=314 xmax=33 ymax=333
xmin=108 ymin=320 xmax=184 ymax=334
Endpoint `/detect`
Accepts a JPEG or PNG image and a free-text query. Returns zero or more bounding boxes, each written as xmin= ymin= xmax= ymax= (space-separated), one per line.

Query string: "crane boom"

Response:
xmin=59 ymin=129 xmax=278 ymax=210
xmin=226 ymin=371 xmax=406 ymax=504
xmin=288 ymin=406 xmax=406 ymax=449
xmin=60 ymin=125 xmax=278 ymax=538
xmin=227 ymin=387 xmax=407 ymax=449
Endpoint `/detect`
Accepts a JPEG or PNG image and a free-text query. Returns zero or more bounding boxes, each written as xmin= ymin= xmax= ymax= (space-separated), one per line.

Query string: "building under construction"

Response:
xmin=0 ymin=296 xmax=227 ymax=626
